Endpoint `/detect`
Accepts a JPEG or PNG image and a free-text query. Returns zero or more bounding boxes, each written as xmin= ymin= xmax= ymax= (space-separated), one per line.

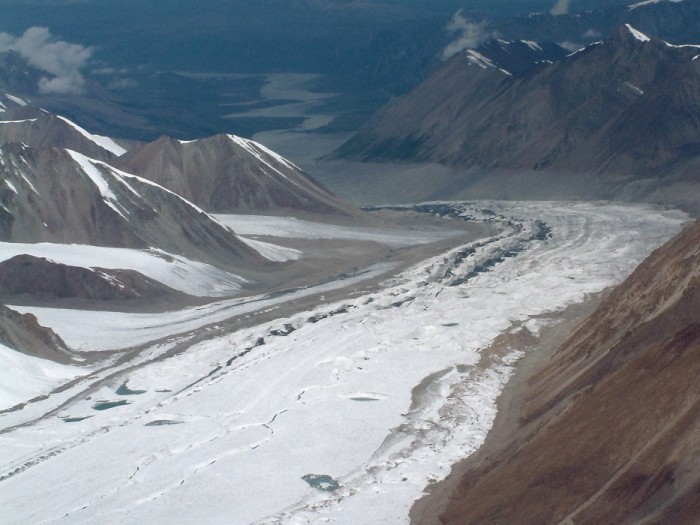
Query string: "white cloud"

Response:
xmin=440 ymin=10 xmax=496 ymax=61
xmin=550 ymin=0 xmax=571 ymax=16
xmin=107 ymin=78 xmax=137 ymax=90
xmin=583 ymin=29 xmax=602 ymax=39
xmin=558 ymin=41 xmax=582 ymax=52
xmin=0 ymin=26 xmax=93 ymax=95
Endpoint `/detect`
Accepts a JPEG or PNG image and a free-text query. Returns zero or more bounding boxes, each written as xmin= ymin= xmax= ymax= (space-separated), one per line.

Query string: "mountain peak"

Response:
xmin=614 ymin=23 xmax=653 ymax=45
xmin=116 ymin=132 xmax=360 ymax=217
xmin=0 ymin=112 xmax=127 ymax=161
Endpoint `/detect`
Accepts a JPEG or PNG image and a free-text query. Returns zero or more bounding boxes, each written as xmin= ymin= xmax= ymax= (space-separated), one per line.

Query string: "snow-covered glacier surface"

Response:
xmin=0 ymin=202 xmax=687 ymax=524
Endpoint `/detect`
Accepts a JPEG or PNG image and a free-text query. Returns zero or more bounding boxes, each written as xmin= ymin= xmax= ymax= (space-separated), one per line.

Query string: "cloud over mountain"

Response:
xmin=441 ymin=10 xmax=495 ymax=61
xmin=0 ymin=26 xmax=92 ymax=94
xmin=550 ymin=0 xmax=571 ymax=16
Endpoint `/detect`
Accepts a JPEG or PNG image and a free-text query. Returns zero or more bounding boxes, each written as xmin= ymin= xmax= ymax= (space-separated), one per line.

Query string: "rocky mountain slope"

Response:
xmin=0 ymin=255 xmax=183 ymax=303
xmin=336 ymin=26 xmax=700 ymax=211
xmin=0 ymin=113 xmax=126 ymax=161
xmin=413 ymin=219 xmax=700 ymax=524
xmin=0 ymin=142 xmax=262 ymax=269
xmin=116 ymin=134 xmax=360 ymax=216
xmin=0 ymin=304 xmax=72 ymax=362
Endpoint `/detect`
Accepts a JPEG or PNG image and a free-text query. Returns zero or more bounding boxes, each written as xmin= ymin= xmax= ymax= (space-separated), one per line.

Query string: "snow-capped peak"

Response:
xmin=624 ymin=24 xmax=651 ymax=42
xmin=227 ymin=134 xmax=302 ymax=171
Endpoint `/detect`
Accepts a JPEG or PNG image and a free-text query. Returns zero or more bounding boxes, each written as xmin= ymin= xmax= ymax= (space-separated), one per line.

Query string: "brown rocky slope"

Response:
xmin=412 ymin=220 xmax=700 ymax=524
xmin=116 ymin=134 xmax=362 ymax=217
xmin=0 ymin=113 xmax=123 ymax=162
xmin=0 ymin=304 xmax=73 ymax=362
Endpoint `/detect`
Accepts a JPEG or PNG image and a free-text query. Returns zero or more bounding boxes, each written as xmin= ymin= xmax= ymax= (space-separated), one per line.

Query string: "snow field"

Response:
xmin=214 ymin=214 xmax=463 ymax=247
xmin=0 ymin=344 xmax=86 ymax=410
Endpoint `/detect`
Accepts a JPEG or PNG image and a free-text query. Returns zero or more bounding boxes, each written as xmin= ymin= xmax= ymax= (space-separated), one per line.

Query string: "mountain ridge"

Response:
xmin=116 ymin=133 xmax=362 ymax=217
xmin=334 ymin=25 xmax=700 ymax=212
xmin=0 ymin=142 xmax=264 ymax=270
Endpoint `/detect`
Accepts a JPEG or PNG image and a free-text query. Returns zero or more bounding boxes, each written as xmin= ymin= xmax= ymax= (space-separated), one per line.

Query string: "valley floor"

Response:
xmin=0 ymin=201 xmax=687 ymax=524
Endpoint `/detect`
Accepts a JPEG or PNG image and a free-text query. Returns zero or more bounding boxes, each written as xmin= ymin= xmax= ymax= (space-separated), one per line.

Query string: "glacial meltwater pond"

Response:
xmin=92 ymin=400 xmax=131 ymax=411
xmin=62 ymin=416 xmax=93 ymax=423
xmin=302 ymin=474 xmax=340 ymax=492
xmin=115 ymin=382 xmax=147 ymax=395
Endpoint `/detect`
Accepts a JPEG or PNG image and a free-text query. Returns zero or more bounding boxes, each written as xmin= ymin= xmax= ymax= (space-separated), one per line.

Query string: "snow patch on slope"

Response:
xmin=57 ymin=116 xmax=126 ymax=156
xmin=0 ymin=119 xmax=38 ymax=124
xmin=0 ymin=242 xmax=246 ymax=298
xmin=67 ymin=149 xmax=131 ymax=219
xmin=3 ymin=178 xmax=18 ymax=195
xmin=227 ymin=134 xmax=304 ymax=187
xmin=625 ymin=24 xmax=651 ymax=42
xmin=463 ymin=50 xmax=512 ymax=75
xmin=238 ymin=237 xmax=303 ymax=262
xmin=522 ymin=40 xmax=543 ymax=51
xmin=628 ymin=0 xmax=684 ymax=10
xmin=5 ymin=94 xmax=28 ymax=106
xmin=0 ymin=343 xmax=85 ymax=410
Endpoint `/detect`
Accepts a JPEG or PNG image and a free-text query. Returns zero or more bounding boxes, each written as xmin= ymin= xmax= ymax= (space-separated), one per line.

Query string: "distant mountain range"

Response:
xmin=1 ymin=0 xmax=698 ymax=142
xmin=336 ymin=25 xmax=700 ymax=213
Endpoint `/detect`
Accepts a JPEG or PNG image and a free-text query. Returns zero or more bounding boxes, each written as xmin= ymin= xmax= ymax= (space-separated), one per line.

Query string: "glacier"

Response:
xmin=0 ymin=201 xmax=688 ymax=524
